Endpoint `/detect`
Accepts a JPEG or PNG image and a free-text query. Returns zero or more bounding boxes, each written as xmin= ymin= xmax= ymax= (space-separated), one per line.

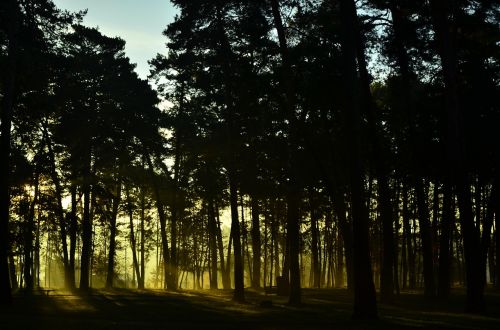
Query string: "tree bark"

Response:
xmin=229 ymin=174 xmax=245 ymax=301
xmin=251 ymin=196 xmax=261 ymax=288
xmin=438 ymin=182 xmax=454 ymax=297
xmin=105 ymin=174 xmax=121 ymax=289
xmin=68 ymin=185 xmax=78 ymax=290
xmin=125 ymin=185 xmax=141 ymax=289
xmin=207 ymin=198 xmax=218 ymax=289
xmin=269 ymin=0 xmax=302 ymax=305
xmin=338 ymin=0 xmax=377 ymax=318
xmin=139 ymin=187 xmax=146 ymax=289
xmin=79 ymin=149 xmax=92 ymax=291
xmin=416 ymin=179 xmax=436 ymax=298
xmin=146 ymin=154 xmax=171 ymax=290
xmin=0 ymin=0 xmax=20 ymax=304
xmin=430 ymin=0 xmax=484 ymax=312
xmin=309 ymin=189 xmax=321 ymax=288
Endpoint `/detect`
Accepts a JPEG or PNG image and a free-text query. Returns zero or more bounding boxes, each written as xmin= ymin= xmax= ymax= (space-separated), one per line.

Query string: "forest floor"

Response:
xmin=1 ymin=288 xmax=500 ymax=329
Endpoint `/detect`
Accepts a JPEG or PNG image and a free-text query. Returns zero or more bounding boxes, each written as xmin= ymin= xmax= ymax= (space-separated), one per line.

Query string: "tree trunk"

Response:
xmin=269 ymin=0 xmax=302 ymax=305
xmin=207 ymin=198 xmax=218 ymax=289
xmin=251 ymin=196 xmax=261 ymax=288
xmin=430 ymin=0 xmax=484 ymax=312
xmin=146 ymin=154 xmax=171 ymax=290
xmin=379 ymin=174 xmax=395 ymax=302
xmin=170 ymin=138 xmax=181 ymax=291
xmin=416 ymin=179 xmax=436 ymax=298
xmin=496 ymin=194 xmax=500 ymax=288
xmin=23 ymin=173 xmax=39 ymax=291
xmin=125 ymin=185 xmax=141 ymax=289
xmin=105 ymin=174 xmax=121 ymax=289
xmin=139 ymin=187 xmax=146 ymax=289
xmin=309 ymin=189 xmax=320 ymax=288
xmin=0 ymin=0 xmax=20 ymax=304
xmin=338 ymin=0 xmax=377 ymax=318
xmin=438 ymin=182 xmax=454 ymax=297
xmin=216 ymin=204 xmax=230 ymax=289
xmin=229 ymin=174 xmax=245 ymax=302
xmin=68 ymin=185 xmax=78 ymax=290
xmin=79 ymin=149 xmax=92 ymax=291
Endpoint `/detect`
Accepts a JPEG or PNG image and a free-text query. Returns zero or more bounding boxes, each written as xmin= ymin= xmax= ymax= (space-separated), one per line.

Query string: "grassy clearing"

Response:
xmin=1 ymin=288 xmax=499 ymax=329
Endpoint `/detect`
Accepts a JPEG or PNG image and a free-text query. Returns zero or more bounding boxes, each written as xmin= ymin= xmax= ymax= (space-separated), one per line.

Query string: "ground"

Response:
xmin=1 ymin=288 xmax=500 ymax=329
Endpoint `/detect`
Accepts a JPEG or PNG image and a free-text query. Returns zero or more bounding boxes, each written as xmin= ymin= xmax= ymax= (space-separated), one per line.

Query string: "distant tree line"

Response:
xmin=1 ymin=0 xmax=499 ymax=319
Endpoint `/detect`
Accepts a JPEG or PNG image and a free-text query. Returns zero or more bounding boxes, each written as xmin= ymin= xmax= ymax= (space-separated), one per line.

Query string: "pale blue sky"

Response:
xmin=52 ymin=0 xmax=178 ymax=79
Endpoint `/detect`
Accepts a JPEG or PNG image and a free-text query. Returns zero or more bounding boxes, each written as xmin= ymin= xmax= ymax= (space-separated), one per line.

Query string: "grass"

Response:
xmin=1 ymin=288 xmax=499 ymax=329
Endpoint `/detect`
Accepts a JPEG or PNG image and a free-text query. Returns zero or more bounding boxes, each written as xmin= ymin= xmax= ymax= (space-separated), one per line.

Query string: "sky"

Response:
xmin=52 ymin=0 xmax=178 ymax=79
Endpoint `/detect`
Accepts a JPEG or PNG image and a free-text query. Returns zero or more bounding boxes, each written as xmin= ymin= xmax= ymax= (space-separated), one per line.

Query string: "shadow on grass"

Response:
xmin=1 ymin=288 xmax=499 ymax=329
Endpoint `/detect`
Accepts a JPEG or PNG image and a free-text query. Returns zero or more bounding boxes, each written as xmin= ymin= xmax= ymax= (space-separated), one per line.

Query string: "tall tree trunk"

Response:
xmin=125 ymin=185 xmax=141 ymax=289
xmin=309 ymin=189 xmax=320 ymax=288
xmin=338 ymin=0 xmax=377 ymax=318
xmin=68 ymin=185 xmax=78 ymax=290
xmin=334 ymin=214 xmax=345 ymax=288
xmin=352 ymin=2 xmax=395 ymax=301
xmin=479 ymin=181 xmax=498 ymax=291
xmin=438 ymin=182 xmax=454 ymax=297
xmin=269 ymin=0 xmax=302 ymax=305
xmin=216 ymin=204 xmax=229 ymax=289
xmin=496 ymin=194 xmax=500 ymax=288
xmin=333 ymin=190 xmax=353 ymax=290
xmin=416 ymin=179 xmax=436 ymax=298
xmin=402 ymin=184 xmax=416 ymax=289
xmin=41 ymin=125 xmax=72 ymax=289
xmin=214 ymin=4 xmax=244 ymax=301
xmin=23 ymin=173 xmax=39 ymax=291
xmin=105 ymin=174 xmax=121 ymax=289
xmin=251 ymin=196 xmax=261 ymax=289
xmin=79 ymin=149 xmax=92 ymax=291
xmin=170 ymin=136 xmax=181 ymax=291
xmin=379 ymin=174 xmax=395 ymax=302
xmin=430 ymin=0 xmax=484 ymax=312
xmin=139 ymin=187 xmax=146 ymax=289
xmin=0 ymin=0 xmax=20 ymax=304
xmin=229 ymin=174 xmax=244 ymax=302
xmin=207 ymin=198 xmax=218 ymax=289
xmin=148 ymin=157 xmax=171 ymax=290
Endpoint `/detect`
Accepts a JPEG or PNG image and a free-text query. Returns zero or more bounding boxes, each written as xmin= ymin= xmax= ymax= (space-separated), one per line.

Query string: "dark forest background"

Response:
xmin=0 ymin=0 xmax=499 ymax=320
